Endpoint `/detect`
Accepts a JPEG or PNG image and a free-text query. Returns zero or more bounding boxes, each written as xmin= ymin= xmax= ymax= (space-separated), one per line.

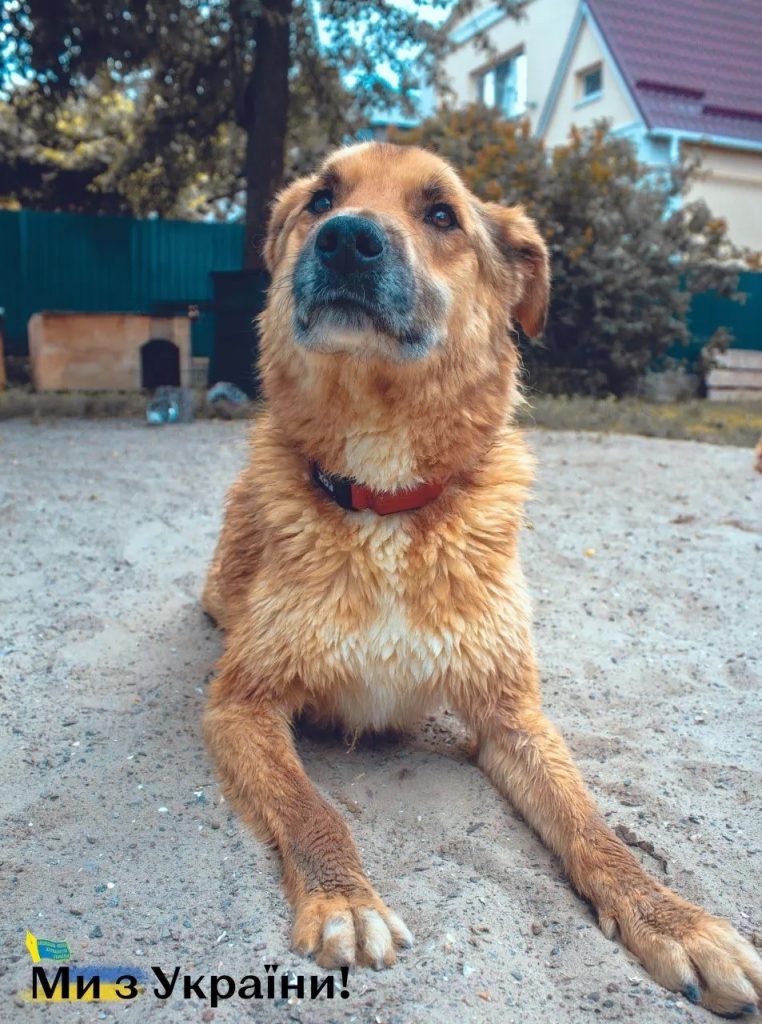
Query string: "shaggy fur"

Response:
xmin=203 ymin=142 xmax=762 ymax=1014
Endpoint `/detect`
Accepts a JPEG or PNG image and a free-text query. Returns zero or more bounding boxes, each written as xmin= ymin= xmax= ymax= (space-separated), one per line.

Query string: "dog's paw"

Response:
xmin=601 ymin=887 xmax=762 ymax=1017
xmin=292 ymin=889 xmax=413 ymax=970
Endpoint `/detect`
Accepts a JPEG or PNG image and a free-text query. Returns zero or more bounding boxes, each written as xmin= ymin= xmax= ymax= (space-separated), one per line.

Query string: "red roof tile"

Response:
xmin=587 ymin=0 xmax=762 ymax=144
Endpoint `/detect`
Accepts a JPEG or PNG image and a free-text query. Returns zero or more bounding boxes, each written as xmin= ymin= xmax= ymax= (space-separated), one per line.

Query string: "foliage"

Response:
xmin=0 ymin=1 xmax=522 ymax=253
xmin=0 ymin=71 xmax=231 ymax=216
xmin=0 ymin=1 xmax=348 ymax=220
xmin=393 ymin=106 xmax=745 ymax=396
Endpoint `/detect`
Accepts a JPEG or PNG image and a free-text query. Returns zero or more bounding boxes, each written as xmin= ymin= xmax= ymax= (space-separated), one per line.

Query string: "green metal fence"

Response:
xmin=0 ymin=208 xmax=759 ymax=366
xmin=687 ymin=271 xmax=761 ymax=353
xmin=0 ymin=209 xmax=244 ymax=358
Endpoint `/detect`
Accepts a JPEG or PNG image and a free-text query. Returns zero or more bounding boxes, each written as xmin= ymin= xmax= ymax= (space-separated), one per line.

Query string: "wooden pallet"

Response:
xmin=706 ymin=348 xmax=762 ymax=401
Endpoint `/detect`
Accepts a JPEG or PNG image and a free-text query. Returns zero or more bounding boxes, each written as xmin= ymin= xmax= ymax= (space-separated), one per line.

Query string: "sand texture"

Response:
xmin=2 ymin=420 xmax=760 ymax=1023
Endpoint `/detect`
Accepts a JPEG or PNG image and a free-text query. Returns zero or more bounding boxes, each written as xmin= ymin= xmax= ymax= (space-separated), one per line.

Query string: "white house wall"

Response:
xmin=439 ymin=1 xmax=762 ymax=252
xmin=440 ymin=0 xmax=577 ymax=130
xmin=682 ymin=144 xmax=762 ymax=250
xmin=542 ymin=16 xmax=640 ymax=148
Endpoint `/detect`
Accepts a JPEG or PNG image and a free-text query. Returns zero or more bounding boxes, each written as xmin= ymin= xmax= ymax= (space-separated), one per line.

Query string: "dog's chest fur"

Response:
xmin=245 ymin=501 xmax=525 ymax=734
xmin=228 ymin=419 xmax=533 ymax=734
xmin=310 ymin=518 xmax=443 ymax=731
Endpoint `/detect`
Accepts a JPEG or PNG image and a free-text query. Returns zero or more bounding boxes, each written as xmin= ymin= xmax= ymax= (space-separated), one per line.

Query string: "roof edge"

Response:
xmin=536 ymin=1 xmax=645 ymax=138
xmin=583 ymin=1 xmax=648 ymax=127
xmin=649 ymin=128 xmax=762 ymax=154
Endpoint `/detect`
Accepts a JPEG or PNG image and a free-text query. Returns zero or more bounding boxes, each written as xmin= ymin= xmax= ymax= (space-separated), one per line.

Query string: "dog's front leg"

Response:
xmin=458 ymin=662 xmax=761 ymax=1016
xmin=204 ymin=660 xmax=413 ymax=969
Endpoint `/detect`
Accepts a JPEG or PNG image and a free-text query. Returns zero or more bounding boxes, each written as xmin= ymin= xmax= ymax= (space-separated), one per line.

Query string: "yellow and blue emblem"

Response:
xmin=25 ymin=931 xmax=71 ymax=962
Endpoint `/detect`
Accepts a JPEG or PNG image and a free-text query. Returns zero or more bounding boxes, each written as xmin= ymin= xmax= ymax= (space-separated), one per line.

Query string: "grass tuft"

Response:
xmin=518 ymin=395 xmax=762 ymax=447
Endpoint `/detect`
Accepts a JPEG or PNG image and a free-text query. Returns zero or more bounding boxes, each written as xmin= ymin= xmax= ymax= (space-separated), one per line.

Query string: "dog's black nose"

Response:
xmin=315 ymin=216 xmax=385 ymax=275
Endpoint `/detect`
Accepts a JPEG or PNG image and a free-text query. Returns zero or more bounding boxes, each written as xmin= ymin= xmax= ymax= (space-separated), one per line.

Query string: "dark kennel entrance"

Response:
xmin=141 ymin=338 xmax=180 ymax=390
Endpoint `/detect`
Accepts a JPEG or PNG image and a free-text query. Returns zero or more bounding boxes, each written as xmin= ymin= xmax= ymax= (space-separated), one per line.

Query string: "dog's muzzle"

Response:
xmin=292 ymin=214 xmax=437 ymax=356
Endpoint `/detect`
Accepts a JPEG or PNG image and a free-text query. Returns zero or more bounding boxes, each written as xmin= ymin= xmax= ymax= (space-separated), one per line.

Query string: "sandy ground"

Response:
xmin=1 ymin=419 xmax=761 ymax=1024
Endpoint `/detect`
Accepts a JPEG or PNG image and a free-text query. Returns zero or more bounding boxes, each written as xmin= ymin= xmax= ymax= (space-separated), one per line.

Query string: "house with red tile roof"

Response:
xmin=439 ymin=0 xmax=762 ymax=249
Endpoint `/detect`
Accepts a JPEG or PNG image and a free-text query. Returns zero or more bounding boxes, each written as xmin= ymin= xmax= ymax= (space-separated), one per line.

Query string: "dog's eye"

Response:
xmin=425 ymin=203 xmax=457 ymax=230
xmin=308 ymin=190 xmax=333 ymax=215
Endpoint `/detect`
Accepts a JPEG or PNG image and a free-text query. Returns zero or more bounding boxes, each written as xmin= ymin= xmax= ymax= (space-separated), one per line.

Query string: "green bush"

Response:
xmin=392 ymin=107 xmax=743 ymax=397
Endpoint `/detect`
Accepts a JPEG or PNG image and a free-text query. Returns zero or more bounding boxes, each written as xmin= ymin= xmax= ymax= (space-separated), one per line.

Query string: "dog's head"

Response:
xmin=259 ymin=142 xmax=549 ymax=488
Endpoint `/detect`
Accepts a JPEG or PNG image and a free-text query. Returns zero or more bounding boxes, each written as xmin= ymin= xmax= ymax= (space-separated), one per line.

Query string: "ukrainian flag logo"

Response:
xmin=23 ymin=932 xmax=146 ymax=1002
xmin=26 ymin=931 xmax=71 ymax=963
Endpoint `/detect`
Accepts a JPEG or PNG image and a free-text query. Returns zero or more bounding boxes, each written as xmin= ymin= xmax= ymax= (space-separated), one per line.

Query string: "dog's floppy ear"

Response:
xmin=264 ymin=176 xmax=316 ymax=272
xmin=481 ymin=202 xmax=550 ymax=338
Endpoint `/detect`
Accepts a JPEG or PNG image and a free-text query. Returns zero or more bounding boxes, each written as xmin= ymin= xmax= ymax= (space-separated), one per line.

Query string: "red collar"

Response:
xmin=310 ymin=462 xmax=444 ymax=516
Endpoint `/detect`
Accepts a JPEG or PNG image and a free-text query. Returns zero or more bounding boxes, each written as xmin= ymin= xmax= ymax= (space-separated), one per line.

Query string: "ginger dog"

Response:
xmin=203 ymin=142 xmax=761 ymax=1016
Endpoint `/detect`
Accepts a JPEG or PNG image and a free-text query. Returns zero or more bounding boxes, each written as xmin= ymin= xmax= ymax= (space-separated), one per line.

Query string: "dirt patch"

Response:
xmin=1 ymin=421 xmax=760 ymax=1023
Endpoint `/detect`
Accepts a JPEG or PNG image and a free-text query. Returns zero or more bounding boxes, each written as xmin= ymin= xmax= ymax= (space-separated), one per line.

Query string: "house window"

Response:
xmin=579 ymin=63 xmax=603 ymax=99
xmin=477 ymin=51 xmax=527 ymax=118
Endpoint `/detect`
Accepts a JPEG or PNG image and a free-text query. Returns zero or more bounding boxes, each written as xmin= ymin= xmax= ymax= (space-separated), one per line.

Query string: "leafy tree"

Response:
xmin=0 ymin=1 xmax=521 ymax=264
xmin=1 ymin=74 xmax=158 ymax=214
xmin=393 ymin=106 xmax=744 ymax=396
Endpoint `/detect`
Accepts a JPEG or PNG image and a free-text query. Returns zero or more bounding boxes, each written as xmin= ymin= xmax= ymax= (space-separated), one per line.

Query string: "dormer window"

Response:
xmin=579 ymin=63 xmax=603 ymax=100
xmin=477 ymin=50 xmax=528 ymax=118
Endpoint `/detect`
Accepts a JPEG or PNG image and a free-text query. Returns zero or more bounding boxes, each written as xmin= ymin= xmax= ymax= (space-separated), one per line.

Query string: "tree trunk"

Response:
xmin=243 ymin=0 xmax=293 ymax=269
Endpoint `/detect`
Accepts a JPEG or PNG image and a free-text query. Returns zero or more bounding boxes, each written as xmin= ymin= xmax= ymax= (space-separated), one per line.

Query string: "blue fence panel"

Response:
xmin=0 ymin=209 xmax=244 ymax=358
xmin=688 ymin=270 xmax=761 ymax=352
xmin=0 ymin=212 xmax=23 ymax=344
